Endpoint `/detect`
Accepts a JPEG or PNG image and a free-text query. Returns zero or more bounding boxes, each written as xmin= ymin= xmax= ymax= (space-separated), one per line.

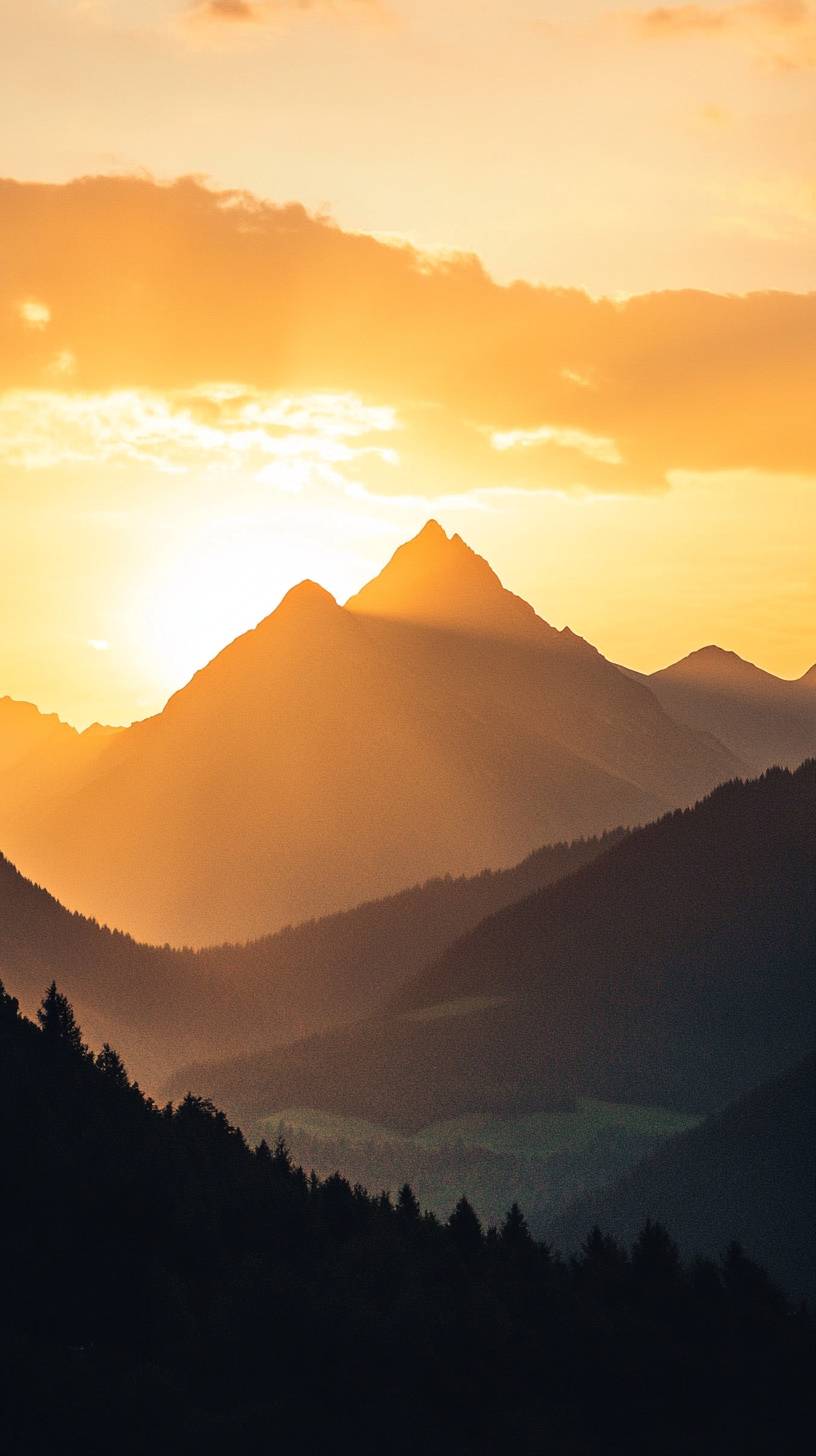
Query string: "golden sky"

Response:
xmin=0 ymin=3 xmax=814 ymax=725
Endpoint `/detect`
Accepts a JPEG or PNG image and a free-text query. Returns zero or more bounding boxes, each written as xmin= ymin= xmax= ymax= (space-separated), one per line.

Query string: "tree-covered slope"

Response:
xmin=0 ymin=980 xmax=811 ymax=1456
xmin=0 ymin=828 xmax=620 ymax=1086
xmin=542 ymin=1054 xmax=816 ymax=1301
xmin=174 ymin=763 xmax=815 ymax=1128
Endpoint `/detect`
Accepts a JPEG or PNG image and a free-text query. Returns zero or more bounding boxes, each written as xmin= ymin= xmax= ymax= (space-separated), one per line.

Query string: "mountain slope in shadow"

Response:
xmin=543 ymin=1054 xmax=816 ymax=1302
xmin=170 ymin=762 xmax=815 ymax=1130
xmin=1 ymin=522 xmax=737 ymax=945
xmin=623 ymin=644 xmax=815 ymax=773
xmin=0 ymin=828 xmax=620 ymax=1087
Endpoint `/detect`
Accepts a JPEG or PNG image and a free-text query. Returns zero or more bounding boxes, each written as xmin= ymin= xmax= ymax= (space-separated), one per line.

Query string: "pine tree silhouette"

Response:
xmin=397 ymin=1183 xmax=421 ymax=1220
xmin=0 ymin=978 xmax=19 ymax=1027
xmin=96 ymin=1043 xmax=129 ymax=1086
xmin=447 ymin=1195 xmax=483 ymax=1257
xmin=500 ymin=1201 xmax=533 ymax=1252
xmin=36 ymin=981 xmax=87 ymax=1056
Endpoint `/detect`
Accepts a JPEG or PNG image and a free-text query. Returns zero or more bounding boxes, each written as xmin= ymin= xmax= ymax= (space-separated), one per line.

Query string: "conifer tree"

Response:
xmin=397 ymin=1183 xmax=421 ymax=1220
xmin=447 ymin=1195 xmax=483 ymax=1257
xmin=0 ymin=979 xmax=19 ymax=1027
xmin=36 ymin=982 xmax=87 ymax=1056
xmin=500 ymin=1201 xmax=532 ymax=1252
xmin=96 ymin=1043 xmax=129 ymax=1086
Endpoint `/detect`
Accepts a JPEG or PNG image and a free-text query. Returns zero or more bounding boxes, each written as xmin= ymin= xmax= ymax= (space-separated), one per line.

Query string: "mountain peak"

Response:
xmin=655 ymin=645 xmax=770 ymax=685
xmin=275 ymin=580 xmax=338 ymax=616
xmin=414 ymin=517 xmax=447 ymax=543
xmin=345 ymin=521 xmax=554 ymax=642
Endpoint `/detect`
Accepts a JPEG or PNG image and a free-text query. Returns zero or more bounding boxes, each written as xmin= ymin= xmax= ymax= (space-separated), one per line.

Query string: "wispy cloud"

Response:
xmin=184 ymin=0 xmax=379 ymax=27
xmin=624 ymin=1 xmax=816 ymax=68
xmin=197 ymin=0 xmax=258 ymax=20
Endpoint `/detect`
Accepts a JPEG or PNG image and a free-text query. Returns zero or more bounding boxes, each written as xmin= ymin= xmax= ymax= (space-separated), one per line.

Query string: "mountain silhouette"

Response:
xmin=171 ymin=762 xmax=815 ymax=1130
xmin=543 ymin=1054 xmax=816 ymax=1301
xmin=0 ymin=696 xmax=117 ymax=824
xmin=346 ymin=517 xmax=555 ymax=640
xmin=0 ymin=524 xmax=739 ymax=945
xmin=623 ymin=645 xmax=816 ymax=773
xmin=0 ymin=828 xmax=620 ymax=1086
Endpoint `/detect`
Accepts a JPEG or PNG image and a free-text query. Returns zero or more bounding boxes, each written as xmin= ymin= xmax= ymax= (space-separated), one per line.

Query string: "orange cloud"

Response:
xmin=196 ymin=0 xmax=259 ymax=20
xmin=629 ymin=1 xmax=816 ymax=67
xmin=185 ymin=0 xmax=378 ymax=24
xmin=0 ymin=174 xmax=813 ymax=496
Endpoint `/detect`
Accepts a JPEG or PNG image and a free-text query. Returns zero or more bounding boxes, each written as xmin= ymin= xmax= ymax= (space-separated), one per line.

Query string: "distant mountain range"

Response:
xmin=0 ymin=695 xmax=119 ymax=824
xmin=6 ymin=520 xmax=807 ymax=947
xmin=623 ymin=645 xmax=816 ymax=774
xmin=0 ymin=828 xmax=618 ymax=1086
xmin=171 ymin=761 xmax=815 ymax=1130
xmin=543 ymin=1054 xmax=816 ymax=1302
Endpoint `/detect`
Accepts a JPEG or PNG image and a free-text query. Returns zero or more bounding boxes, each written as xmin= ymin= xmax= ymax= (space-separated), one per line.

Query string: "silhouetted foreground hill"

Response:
xmin=0 ymin=982 xmax=811 ymax=1456
xmin=0 ymin=830 xmax=619 ymax=1086
xmin=543 ymin=1055 xmax=816 ymax=1302
xmin=1 ymin=522 xmax=737 ymax=944
xmin=624 ymin=645 xmax=816 ymax=773
xmin=174 ymin=763 xmax=815 ymax=1128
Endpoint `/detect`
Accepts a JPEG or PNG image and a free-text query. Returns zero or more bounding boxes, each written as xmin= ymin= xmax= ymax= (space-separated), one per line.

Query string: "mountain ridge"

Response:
xmin=170 ymin=761 xmax=816 ymax=1129
xmin=0 ymin=522 xmax=740 ymax=945
xmin=0 ymin=825 xmax=623 ymax=1086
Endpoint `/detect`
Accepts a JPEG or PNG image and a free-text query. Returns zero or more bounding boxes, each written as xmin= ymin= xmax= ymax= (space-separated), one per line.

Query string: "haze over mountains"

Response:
xmin=0 ymin=829 xmax=619 ymax=1086
xmin=173 ymin=762 xmax=815 ymax=1131
xmin=0 ymin=696 xmax=118 ymax=826
xmin=625 ymin=645 xmax=816 ymax=774
xmin=544 ymin=1053 xmax=816 ymax=1301
xmin=0 ymin=520 xmax=785 ymax=948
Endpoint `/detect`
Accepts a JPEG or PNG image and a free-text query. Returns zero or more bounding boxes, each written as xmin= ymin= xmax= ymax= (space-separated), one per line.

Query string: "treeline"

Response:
xmin=265 ymin=1117 xmax=674 ymax=1227
xmin=0 ymin=979 xmax=812 ymax=1454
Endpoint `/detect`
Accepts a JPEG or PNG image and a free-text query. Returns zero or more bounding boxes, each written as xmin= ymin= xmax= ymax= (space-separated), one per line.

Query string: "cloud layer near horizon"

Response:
xmin=185 ymin=0 xmax=378 ymax=26
xmin=626 ymin=0 xmax=816 ymax=68
xmin=2 ymin=174 xmax=814 ymax=495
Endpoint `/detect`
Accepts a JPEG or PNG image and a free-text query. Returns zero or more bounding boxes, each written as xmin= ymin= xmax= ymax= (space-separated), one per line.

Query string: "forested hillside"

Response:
xmin=0 ymin=829 xmax=620 ymax=1085
xmin=543 ymin=1054 xmax=816 ymax=1301
xmin=0 ymin=980 xmax=811 ymax=1455
xmin=172 ymin=763 xmax=816 ymax=1128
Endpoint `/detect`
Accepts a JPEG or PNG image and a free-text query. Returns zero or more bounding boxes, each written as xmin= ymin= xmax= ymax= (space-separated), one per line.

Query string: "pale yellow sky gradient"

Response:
xmin=0 ymin=3 xmax=813 ymax=725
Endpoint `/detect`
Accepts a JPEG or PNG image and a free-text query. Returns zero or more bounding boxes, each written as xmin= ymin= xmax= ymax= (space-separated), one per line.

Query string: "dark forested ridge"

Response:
xmin=0 ymin=829 xmax=620 ymax=1086
xmin=0 ymin=980 xmax=812 ymax=1456
xmin=543 ymin=1054 xmax=816 ymax=1301
xmin=172 ymin=762 xmax=816 ymax=1129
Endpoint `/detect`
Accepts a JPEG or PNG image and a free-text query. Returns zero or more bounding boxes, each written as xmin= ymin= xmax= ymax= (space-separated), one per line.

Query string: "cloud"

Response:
xmin=637 ymin=4 xmax=730 ymax=32
xmin=0 ymin=174 xmax=813 ymax=497
xmin=197 ymin=0 xmax=259 ymax=20
xmin=184 ymin=0 xmax=377 ymax=26
xmin=627 ymin=1 xmax=816 ymax=68
xmin=18 ymin=300 xmax=51 ymax=331
xmin=0 ymin=385 xmax=396 ymax=493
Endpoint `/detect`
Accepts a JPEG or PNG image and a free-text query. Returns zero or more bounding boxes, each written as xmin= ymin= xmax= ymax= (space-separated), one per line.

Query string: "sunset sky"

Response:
xmin=1 ymin=1 xmax=814 ymax=727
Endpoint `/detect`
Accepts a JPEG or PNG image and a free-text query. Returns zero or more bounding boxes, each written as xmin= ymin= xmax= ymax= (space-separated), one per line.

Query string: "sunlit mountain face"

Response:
xmin=1 ymin=519 xmax=812 ymax=947
xmin=0 ymin=522 xmax=737 ymax=945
